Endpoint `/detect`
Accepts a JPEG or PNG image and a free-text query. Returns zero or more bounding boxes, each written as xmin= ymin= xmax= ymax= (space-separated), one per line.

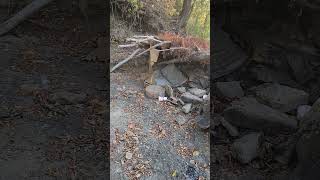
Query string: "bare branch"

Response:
xmin=135 ymin=41 xmax=171 ymax=58
xmin=0 ymin=0 xmax=54 ymax=36
xmin=157 ymin=47 xmax=190 ymax=52
xmin=118 ymin=44 xmax=138 ymax=48
xmin=110 ymin=49 xmax=141 ymax=73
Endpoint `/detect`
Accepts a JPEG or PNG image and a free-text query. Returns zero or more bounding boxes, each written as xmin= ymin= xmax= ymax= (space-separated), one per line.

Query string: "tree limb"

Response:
xmin=0 ymin=0 xmax=54 ymax=36
xmin=135 ymin=41 xmax=171 ymax=58
xmin=157 ymin=47 xmax=190 ymax=52
xmin=110 ymin=48 xmax=141 ymax=72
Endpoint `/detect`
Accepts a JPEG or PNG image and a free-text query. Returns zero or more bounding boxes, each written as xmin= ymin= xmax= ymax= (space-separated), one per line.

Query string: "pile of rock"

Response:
xmin=212 ymin=77 xmax=320 ymax=178
xmin=144 ymin=64 xmax=210 ymax=127
xmin=210 ymin=23 xmax=320 ymax=178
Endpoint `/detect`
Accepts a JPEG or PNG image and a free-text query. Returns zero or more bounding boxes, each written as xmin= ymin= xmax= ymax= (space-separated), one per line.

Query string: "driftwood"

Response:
xmin=110 ymin=48 xmax=141 ymax=72
xmin=0 ymin=0 xmax=54 ymax=36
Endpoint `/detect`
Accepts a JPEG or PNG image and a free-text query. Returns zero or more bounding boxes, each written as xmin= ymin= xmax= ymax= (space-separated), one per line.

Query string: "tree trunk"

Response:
xmin=0 ymin=0 xmax=54 ymax=36
xmin=178 ymin=0 xmax=192 ymax=30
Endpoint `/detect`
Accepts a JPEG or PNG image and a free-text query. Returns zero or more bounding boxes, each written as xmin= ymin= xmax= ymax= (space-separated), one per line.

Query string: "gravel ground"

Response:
xmin=110 ymin=53 xmax=210 ymax=180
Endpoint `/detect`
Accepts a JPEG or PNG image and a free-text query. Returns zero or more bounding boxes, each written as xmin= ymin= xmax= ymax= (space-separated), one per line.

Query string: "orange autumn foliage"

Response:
xmin=157 ymin=32 xmax=209 ymax=51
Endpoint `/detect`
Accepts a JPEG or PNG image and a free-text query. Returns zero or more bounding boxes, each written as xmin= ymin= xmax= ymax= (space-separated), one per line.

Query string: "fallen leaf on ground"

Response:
xmin=171 ymin=170 xmax=177 ymax=177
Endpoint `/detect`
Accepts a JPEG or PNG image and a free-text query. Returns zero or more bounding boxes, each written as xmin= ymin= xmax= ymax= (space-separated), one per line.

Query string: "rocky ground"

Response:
xmin=209 ymin=8 xmax=320 ymax=178
xmin=0 ymin=3 xmax=108 ymax=179
xmin=110 ymin=35 xmax=210 ymax=179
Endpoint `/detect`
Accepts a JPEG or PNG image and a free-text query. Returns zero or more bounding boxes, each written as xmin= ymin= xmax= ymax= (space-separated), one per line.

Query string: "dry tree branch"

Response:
xmin=135 ymin=41 xmax=171 ymax=58
xmin=0 ymin=0 xmax=54 ymax=36
xmin=118 ymin=44 xmax=138 ymax=48
xmin=111 ymin=41 xmax=172 ymax=73
xmin=157 ymin=47 xmax=190 ymax=52
xmin=110 ymin=48 xmax=141 ymax=73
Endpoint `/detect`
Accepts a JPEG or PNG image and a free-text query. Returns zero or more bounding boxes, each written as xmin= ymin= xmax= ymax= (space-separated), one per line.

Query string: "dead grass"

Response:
xmin=158 ymin=32 xmax=210 ymax=51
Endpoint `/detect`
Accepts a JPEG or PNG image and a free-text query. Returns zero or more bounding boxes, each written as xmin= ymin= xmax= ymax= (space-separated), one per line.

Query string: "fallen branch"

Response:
xmin=133 ymin=35 xmax=158 ymax=38
xmin=126 ymin=36 xmax=162 ymax=43
xmin=157 ymin=47 xmax=190 ymax=52
xmin=135 ymin=41 xmax=171 ymax=58
xmin=133 ymin=35 xmax=161 ymax=41
xmin=0 ymin=0 xmax=54 ymax=36
xmin=118 ymin=44 xmax=138 ymax=48
xmin=110 ymin=48 xmax=141 ymax=72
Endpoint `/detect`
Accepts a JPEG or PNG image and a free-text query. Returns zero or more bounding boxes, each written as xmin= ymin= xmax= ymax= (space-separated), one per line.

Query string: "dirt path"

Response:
xmin=109 ymin=52 xmax=210 ymax=179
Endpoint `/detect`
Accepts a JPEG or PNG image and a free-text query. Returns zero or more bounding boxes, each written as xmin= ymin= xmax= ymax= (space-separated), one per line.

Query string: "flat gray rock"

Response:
xmin=232 ymin=133 xmax=262 ymax=164
xmin=223 ymin=97 xmax=297 ymax=132
xmin=250 ymin=83 xmax=309 ymax=112
xmin=181 ymin=92 xmax=203 ymax=103
xmin=161 ymin=64 xmax=188 ymax=87
xmin=153 ymin=70 xmax=172 ymax=86
xmin=177 ymin=87 xmax=187 ymax=93
xmin=182 ymin=103 xmax=192 ymax=114
xmin=145 ymin=85 xmax=165 ymax=99
xmin=220 ymin=117 xmax=239 ymax=137
xmin=215 ymin=81 xmax=244 ymax=98
xmin=196 ymin=115 xmax=210 ymax=129
xmin=301 ymin=97 xmax=320 ymax=125
xmin=249 ymin=65 xmax=297 ymax=86
xmin=196 ymin=102 xmax=210 ymax=129
xmin=164 ymin=84 xmax=174 ymax=97
xmin=188 ymin=88 xmax=207 ymax=97
xmin=297 ymin=105 xmax=312 ymax=121
xmin=212 ymin=26 xmax=247 ymax=79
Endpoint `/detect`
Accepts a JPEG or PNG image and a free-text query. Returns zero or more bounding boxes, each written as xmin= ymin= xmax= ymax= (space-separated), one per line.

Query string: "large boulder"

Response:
xmin=223 ymin=97 xmax=297 ymax=132
xmin=214 ymin=81 xmax=244 ymax=98
xmin=250 ymin=83 xmax=309 ymax=112
xmin=212 ymin=26 xmax=247 ymax=79
xmin=300 ymin=97 xmax=320 ymax=125
xmin=145 ymin=85 xmax=165 ymax=99
xmin=161 ymin=64 xmax=188 ymax=87
xmin=231 ymin=133 xmax=263 ymax=164
xmin=180 ymin=92 xmax=203 ymax=103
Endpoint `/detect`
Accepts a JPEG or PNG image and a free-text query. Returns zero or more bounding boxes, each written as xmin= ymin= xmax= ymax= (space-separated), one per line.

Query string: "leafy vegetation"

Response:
xmin=186 ymin=0 xmax=210 ymax=40
xmin=113 ymin=0 xmax=210 ymax=41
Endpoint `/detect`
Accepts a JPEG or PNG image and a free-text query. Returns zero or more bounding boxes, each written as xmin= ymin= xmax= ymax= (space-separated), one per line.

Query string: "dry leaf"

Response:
xmin=171 ymin=170 xmax=177 ymax=177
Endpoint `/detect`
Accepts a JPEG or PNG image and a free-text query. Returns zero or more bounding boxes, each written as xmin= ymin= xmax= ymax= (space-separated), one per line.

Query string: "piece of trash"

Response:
xmin=203 ymin=95 xmax=208 ymax=99
xmin=125 ymin=152 xmax=133 ymax=159
xmin=159 ymin=96 xmax=168 ymax=101
xmin=193 ymin=150 xmax=200 ymax=156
